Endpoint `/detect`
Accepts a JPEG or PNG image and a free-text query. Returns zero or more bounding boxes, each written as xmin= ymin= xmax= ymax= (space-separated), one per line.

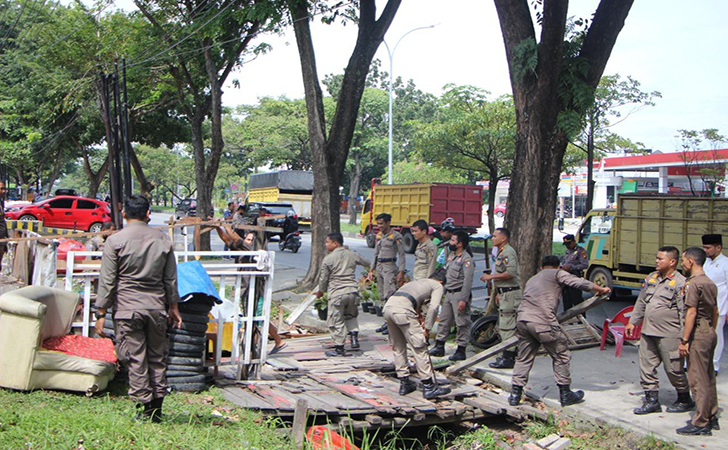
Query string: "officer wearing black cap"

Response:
xmin=561 ymin=234 xmax=589 ymax=314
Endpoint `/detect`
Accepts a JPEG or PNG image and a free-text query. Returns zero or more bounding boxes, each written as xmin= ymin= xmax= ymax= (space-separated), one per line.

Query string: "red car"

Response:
xmin=5 ymin=196 xmax=111 ymax=232
xmin=493 ymin=203 xmax=507 ymax=218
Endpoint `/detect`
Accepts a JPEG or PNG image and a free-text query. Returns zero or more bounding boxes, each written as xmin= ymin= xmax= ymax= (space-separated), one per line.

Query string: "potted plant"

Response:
xmin=313 ymin=293 xmax=328 ymax=321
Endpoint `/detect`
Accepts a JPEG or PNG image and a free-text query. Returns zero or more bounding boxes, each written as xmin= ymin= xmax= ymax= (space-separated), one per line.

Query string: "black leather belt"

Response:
xmin=496 ymin=286 xmax=521 ymax=294
xmin=446 ymin=287 xmax=462 ymax=294
xmin=393 ymin=291 xmax=418 ymax=309
xmin=378 ymin=258 xmax=396 ymax=263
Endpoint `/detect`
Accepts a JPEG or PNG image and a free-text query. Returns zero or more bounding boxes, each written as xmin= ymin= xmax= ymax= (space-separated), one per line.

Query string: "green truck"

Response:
xmin=576 ymin=194 xmax=728 ymax=291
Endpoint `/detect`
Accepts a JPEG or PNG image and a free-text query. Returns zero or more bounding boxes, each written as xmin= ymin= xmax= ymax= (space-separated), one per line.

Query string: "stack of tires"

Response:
xmin=166 ymin=298 xmax=214 ymax=392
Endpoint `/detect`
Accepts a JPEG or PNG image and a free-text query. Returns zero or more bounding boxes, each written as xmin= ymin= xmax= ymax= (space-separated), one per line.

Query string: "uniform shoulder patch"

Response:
xmin=465 ymin=260 xmax=472 ymax=268
xmin=669 ymin=279 xmax=676 ymax=287
xmin=503 ymin=257 xmax=509 ymax=265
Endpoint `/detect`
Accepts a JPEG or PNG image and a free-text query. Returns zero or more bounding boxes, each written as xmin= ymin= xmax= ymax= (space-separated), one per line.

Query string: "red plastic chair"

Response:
xmin=600 ymin=306 xmax=641 ymax=357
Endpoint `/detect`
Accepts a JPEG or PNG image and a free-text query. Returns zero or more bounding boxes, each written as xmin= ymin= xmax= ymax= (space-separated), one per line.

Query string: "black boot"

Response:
xmin=666 ymin=391 xmax=695 ymax=413
xmin=448 ymin=346 xmax=467 ymax=361
xmin=508 ymin=385 xmax=523 ymax=406
xmin=489 ymin=350 xmax=516 ymax=369
xmin=558 ymin=384 xmax=585 ymax=407
xmin=399 ymin=376 xmax=417 ymax=396
xmin=349 ymin=331 xmax=360 ymax=350
xmin=325 ymin=345 xmax=348 ymax=357
xmin=422 ymin=380 xmax=451 ymax=399
xmin=428 ymin=340 xmax=445 ymax=357
xmin=149 ymin=397 xmax=163 ymax=423
xmin=633 ymin=391 xmax=661 ymax=415
xmin=376 ymin=323 xmax=388 ymax=333
xmin=711 ymin=416 xmax=720 ymax=430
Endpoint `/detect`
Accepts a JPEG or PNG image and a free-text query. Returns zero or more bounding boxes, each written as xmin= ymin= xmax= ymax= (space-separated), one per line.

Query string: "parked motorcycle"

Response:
xmin=279 ymin=231 xmax=302 ymax=253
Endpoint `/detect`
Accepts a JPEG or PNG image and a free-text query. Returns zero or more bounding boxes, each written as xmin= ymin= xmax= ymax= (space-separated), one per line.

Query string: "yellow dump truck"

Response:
xmin=247 ymin=171 xmax=313 ymax=225
xmin=576 ymin=194 xmax=728 ymax=291
xmin=360 ymin=180 xmax=483 ymax=253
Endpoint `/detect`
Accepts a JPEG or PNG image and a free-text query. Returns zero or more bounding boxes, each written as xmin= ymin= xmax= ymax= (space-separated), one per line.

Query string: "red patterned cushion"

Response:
xmin=42 ymin=335 xmax=117 ymax=364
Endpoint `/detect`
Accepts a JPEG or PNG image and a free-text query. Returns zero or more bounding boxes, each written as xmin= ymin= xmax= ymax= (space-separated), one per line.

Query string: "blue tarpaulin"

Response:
xmin=177 ymin=260 xmax=222 ymax=304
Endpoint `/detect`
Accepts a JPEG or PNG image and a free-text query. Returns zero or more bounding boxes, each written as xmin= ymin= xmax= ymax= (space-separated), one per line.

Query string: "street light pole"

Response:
xmin=383 ymin=25 xmax=435 ymax=185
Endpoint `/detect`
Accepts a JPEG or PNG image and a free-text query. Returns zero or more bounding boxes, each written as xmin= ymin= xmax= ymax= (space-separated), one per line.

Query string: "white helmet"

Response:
xmin=287 ymin=211 xmax=295 ymax=218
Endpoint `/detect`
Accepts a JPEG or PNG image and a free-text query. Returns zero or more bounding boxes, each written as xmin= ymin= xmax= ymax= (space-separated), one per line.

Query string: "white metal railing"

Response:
xmin=64 ymin=249 xmax=275 ymax=378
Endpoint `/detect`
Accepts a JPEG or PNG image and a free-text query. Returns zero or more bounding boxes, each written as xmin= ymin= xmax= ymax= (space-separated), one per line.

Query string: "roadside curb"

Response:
xmin=470 ymin=368 xmax=680 ymax=447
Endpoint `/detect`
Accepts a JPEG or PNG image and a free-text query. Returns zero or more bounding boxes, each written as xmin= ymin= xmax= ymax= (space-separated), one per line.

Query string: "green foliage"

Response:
xmin=383 ymin=160 xmax=467 ymax=185
xmin=675 ymin=128 xmax=727 ymax=196
xmin=511 ymin=38 xmax=539 ymax=82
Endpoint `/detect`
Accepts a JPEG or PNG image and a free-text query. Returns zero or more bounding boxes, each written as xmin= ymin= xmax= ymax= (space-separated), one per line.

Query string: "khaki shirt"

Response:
xmin=413 ymin=239 xmax=438 ymax=280
xmin=373 ymin=230 xmax=406 ymax=272
xmin=385 ymin=279 xmax=444 ymax=331
xmin=563 ymin=245 xmax=589 ymax=273
xmin=493 ymin=244 xmax=520 ymax=288
xmin=96 ymin=221 xmax=180 ymax=316
xmin=518 ymin=268 xmax=594 ymax=326
xmin=319 ymin=246 xmax=371 ymax=299
xmin=629 ymin=270 xmax=686 ymax=338
xmin=444 ymin=251 xmax=475 ymax=303
xmin=684 ymin=274 xmax=718 ymax=329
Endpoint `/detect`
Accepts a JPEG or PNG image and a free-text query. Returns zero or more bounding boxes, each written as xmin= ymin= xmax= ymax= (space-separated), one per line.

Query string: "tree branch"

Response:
xmin=579 ymin=0 xmax=635 ymax=87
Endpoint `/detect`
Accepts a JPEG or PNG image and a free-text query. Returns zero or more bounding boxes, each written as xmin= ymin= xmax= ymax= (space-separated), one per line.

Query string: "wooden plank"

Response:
xmin=285 ymin=288 xmax=319 ymax=325
xmin=292 ymin=399 xmax=308 ymax=450
xmin=221 ymin=386 xmax=277 ymax=410
xmin=447 ymin=294 xmax=610 ymax=375
xmin=310 ymin=372 xmax=436 ymax=410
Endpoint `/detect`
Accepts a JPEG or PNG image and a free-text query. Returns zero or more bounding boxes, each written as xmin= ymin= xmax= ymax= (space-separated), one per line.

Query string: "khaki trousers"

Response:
xmin=687 ymin=322 xmax=718 ymax=427
xmin=435 ymin=293 xmax=472 ymax=347
xmin=498 ymin=290 xmax=522 ymax=341
xmin=638 ymin=334 xmax=689 ymax=392
xmin=383 ymin=305 xmax=433 ymax=380
xmin=377 ymin=262 xmax=398 ymax=303
xmin=511 ymin=321 xmax=571 ymax=387
xmin=115 ymin=309 xmax=169 ymax=404
xmin=327 ymin=293 xmax=359 ymax=346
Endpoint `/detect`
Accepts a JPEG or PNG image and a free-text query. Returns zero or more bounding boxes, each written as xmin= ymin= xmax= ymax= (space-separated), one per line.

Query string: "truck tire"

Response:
xmin=365 ymin=227 xmax=376 ymax=248
xmin=588 ymin=266 xmax=614 ymax=291
xmin=167 ymin=364 xmax=203 ymax=373
xmin=402 ymin=231 xmax=417 ymax=254
xmin=174 ymin=321 xmax=208 ymax=334
xmin=167 ymin=374 xmax=206 ymax=384
xmin=470 ymin=314 xmax=500 ymax=349
xmin=167 ymin=370 xmax=202 ymax=378
xmin=169 ymin=327 xmax=207 ymax=338
xmin=169 ymin=342 xmax=205 ymax=353
xmin=167 ymin=355 xmax=203 ymax=366
xmin=169 ymin=381 xmax=207 ymax=392
xmin=169 ymin=333 xmax=206 ymax=345
xmin=179 ymin=312 xmax=210 ymax=325
xmin=179 ymin=302 xmax=214 ymax=314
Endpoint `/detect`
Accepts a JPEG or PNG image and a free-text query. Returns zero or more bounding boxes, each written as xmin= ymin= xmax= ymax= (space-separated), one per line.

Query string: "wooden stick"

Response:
xmin=285 ymin=287 xmax=320 ymax=326
xmin=446 ymin=293 xmax=610 ymax=375
xmin=291 ymin=398 xmax=309 ymax=450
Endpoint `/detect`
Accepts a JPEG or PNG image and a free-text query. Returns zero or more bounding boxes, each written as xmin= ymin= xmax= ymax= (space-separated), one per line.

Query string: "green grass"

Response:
xmin=0 ymin=381 xmax=290 ymax=449
xmin=340 ymin=222 xmax=361 ymax=235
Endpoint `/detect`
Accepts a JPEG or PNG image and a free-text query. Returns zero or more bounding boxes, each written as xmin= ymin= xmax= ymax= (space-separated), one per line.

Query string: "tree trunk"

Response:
xmin=487 ymin=170 xmax=498 ymax=235
xmin=290 ymin=0 xmax=401 ymax=289
xmin=347 ymin=156 xmax=363 ymax=225
xmin=495 ymin=0 xmax=634 ymax=282
xmin=586 ymin=118 xmax=595 ymax=212
xmin=44 ymin=149 xmax=65 ymax=195
xmin=82 ymin=147 xmax=110 ymax=199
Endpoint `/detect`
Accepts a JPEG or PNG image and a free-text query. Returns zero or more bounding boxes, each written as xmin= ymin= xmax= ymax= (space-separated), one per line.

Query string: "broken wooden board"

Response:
xmin=447 ymin=293 xmax=610 ymax=375
xmin=285 ymin=287 xmax=319 ymax=325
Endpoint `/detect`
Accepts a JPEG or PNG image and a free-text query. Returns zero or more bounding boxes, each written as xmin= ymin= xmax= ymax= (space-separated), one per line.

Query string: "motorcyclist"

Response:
xmin=282 ymin=211 xmax=299 ymax=242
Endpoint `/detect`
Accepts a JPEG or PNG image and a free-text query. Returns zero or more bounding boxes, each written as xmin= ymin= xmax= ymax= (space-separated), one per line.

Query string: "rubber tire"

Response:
xmin=588 ymin=266 xmax=614 ymax=291
xmin=169 ymin=333 xmax=206 ymax=345
xmin=19 ymin=214 xmax=37 ymax=221
xmin=365 ymin=228 xmax=376 ymax=248
xmin=278 ymin=240 xmax=286 ymax=251
xmin=495 ymin=211 xmax=504 ymax=218
xmin=178 ymin=301 xmax=214 ymax=314
xmin=292 ymin=244 xmax=300 ymax=253
xmin=88 ymin=222 xmax=103 ymax=233
xmin=167 ymin=370 xmax=201 ymax=378
xmin=166 ymin=374 xmax=206 ymax=384
xmin=402 ymin=231 xmax=417 ymax=254
xmin=175 ymin=321 xmax=208 ymax=333
xmin=167 ymin=355 xmax=203 ymax=366
xmin=168 ymin=327 xmax=206 ymax=337
xmin=168 ymin=342 xmax=205 ymax=353
xmin=169 ymin=382 xmax=207 ymax=392
xmin=470 ymin=314 xmax=500 ymax=349
xmin=167 ymin=364 xmax=203 ymax=373
xmin=168 ymin=350 xmax=204 ymax=358
xmin=179 ymin=312 xmax=209 ymax=325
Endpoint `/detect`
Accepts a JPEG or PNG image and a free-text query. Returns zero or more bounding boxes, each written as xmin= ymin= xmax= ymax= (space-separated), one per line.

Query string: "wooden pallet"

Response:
xmin=561 ymin=314 xmax=603 ymax=350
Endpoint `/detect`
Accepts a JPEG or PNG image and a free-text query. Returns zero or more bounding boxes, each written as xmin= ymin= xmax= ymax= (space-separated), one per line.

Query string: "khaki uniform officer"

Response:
xmin=429 ymin=231 xmax=475 ymax=361
xmin=508 ymin=255 xmax=610 ymax=407
xmin=95 ymin=195 xmax=182 ymax=423
xmin=412 ymin=220 xmax=438 ymax=281
xmin=481 ymin=227 xmax=522 ymax=369
xmin=384 ymin=273 xmax=451 ymax=399
xmin=677 ymin=247 xmax=719 ymax=436
xmin=626 ymin=246 xmax=693 ymax=415
xmin=315 ymin=232 xmax=371 ymax=357
xmin=369 ymin=213 xmax=406 ymax=304
xmin=561 ymin=234 xmax=589 ymax=314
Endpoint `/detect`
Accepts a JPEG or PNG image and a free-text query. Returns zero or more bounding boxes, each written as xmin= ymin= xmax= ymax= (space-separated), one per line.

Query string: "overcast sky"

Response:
xmin=114 ymin=0 xmax=728 ymax=153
